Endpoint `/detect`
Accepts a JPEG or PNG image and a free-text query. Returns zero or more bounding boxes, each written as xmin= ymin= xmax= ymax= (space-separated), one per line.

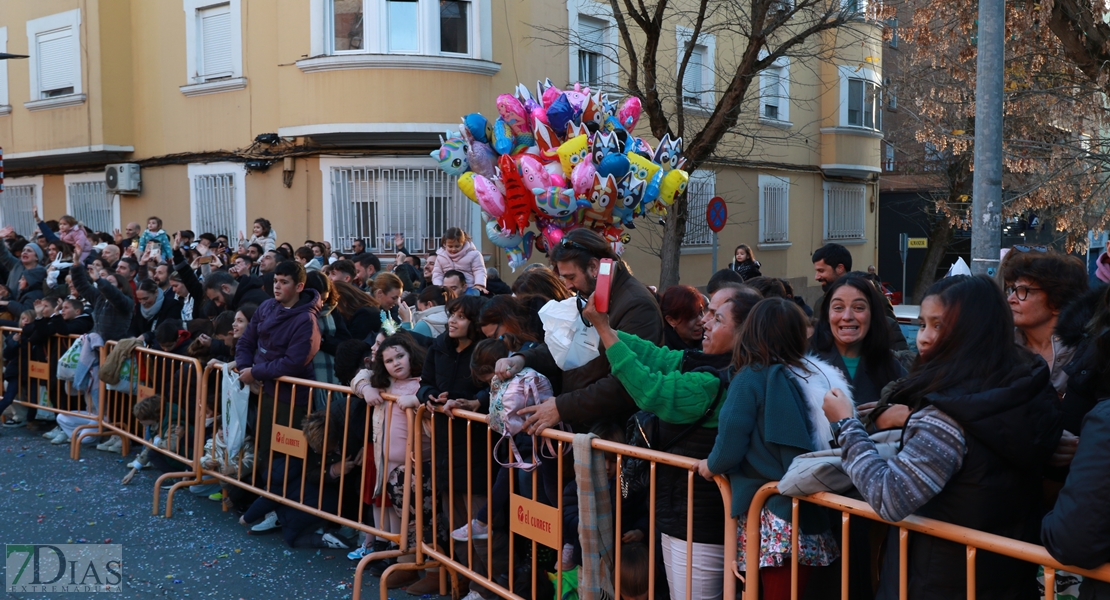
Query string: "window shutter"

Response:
xmin=683 ymin=45 xmax=703 ymax=104
xmin=37 ymin=27 xmax=75 ymax=95
xmin=578 ymin=16 xmax=606 ymax=48
xmin=199 ymin=4 xmax=234 ymax=80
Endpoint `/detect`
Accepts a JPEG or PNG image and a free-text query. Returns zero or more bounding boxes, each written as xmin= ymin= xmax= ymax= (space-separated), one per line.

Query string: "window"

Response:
xmin=182 ymin=0 xmax=245 ymax=95
xmin=842 ymin=0 xmax=868 ymax=15
xmin=847 ymin=78 xmax=881 ymax=129
xmin=566 ymin=2 xmax=617 ymax=89
xmin=824 ymin=182 xmax=866 ymax=241
xmin=25 ymin=9 xmax=84 ymax=109
xmin=677 ymin=26 xmax=716 ymax=109
xmin=683 ymin=170 xmax=716 ymax=246
xmin=326 ymin=162 xmax=474 ymax=254
xmin=313 ymin=0 xmax=487 ymax=61
xmin=577 ymin=15 xmax=606 ymax=87
xmin=884 ymin=144 xmax=895 ymax=171
xmin=885 ymin=77 xmax=896 ymax=110
xmin=1 ymin=184 xmax=38 ymax=238
xmin=759 ymin=175 xmax=790 ymax=244
xmin=759 ymin=54 xmax=790 ymax=124
xmin=67 ymin=180 xmax=115 ymax=234
xmin=0 ymin=27 xmax=9 ymax=113
xmin=188 ymin=163 xmax=247 ymax=243
xmin=888 ymin=18 xmax=899 ymax=48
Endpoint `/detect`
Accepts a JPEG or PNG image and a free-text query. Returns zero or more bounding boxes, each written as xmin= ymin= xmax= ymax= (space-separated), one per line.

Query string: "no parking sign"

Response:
xmin=707 ymin=196 xmax=727 ymax=233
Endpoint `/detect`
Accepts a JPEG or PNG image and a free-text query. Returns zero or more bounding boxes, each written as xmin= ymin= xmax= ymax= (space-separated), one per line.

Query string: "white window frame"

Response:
xmin=1 ymin=176 xmax=44 ymax=238
xmin=758 ymin=174 xmax=791 ymax=247
xmin=319 ymin=156 xmax=480 ymax=254
xmin=0 ymin=27 xmax=10 ymax=115
xmin=25 ymin=9 xmax=85 ymax=111
xmin=682 ymin=170 xmax=716 ymax=249
xmin=676 ymin=26 xmax=716 ymax=111
xmin=187 ymin=162 xmax=247 ymax=242
xmin=303 ymin=0 xmax=495 ymax=75
xmin=64 ymin=172 xmax=120 ymax=234
xmin=566 ymin=1 xmax=619 ymax=90
xmin=884 ymin=143 xmax=895 ymax=171
xmin=823 ymin=181 xmax=867 ymax=243
xmin=181 ymin=0 xmax=246 ymax=97
xmin=838 ymin=64 xmax=882 ymax=132
xmin=758 ymin=51 xmax=790 ymax=127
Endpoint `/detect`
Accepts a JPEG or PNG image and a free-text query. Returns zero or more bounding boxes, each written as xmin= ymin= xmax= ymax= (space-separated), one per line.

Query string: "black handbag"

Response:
xmin=620 ymin=366 xmax=729 ymax=499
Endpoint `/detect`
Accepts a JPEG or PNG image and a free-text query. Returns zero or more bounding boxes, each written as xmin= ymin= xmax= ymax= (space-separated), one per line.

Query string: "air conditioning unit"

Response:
xmin=106 ymin=163 xmax=141 ymax=194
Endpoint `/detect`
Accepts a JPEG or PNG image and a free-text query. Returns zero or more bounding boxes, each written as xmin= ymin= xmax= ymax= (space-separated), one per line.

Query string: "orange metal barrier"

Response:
xmin=416 ymin=405 xmax=734 ymax=600
xmin=0 ymin=327 xmax=102 ymax=425
xmin=200 ymin=365 xmax=444 ymax=600
xmin=730 ymin=483 xmax=1110 ymax=600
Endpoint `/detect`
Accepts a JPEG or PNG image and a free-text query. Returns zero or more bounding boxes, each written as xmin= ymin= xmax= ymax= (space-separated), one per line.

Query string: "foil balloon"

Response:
xmin=517 ymin=155 xmax=551 ymax=191
xmin=431 ymin=133 xmax=469 ymax=176
xmin=614 ymin=172 xmax=644 ymax=228
xmin=539 ymin=222 xmax=567 ymax=253
xmin=538 ymin=78 xmax=561 ymax=109
xmin=465 ymin=140 xmax=498 ymax=179
xmin=505 ymin=231 xmax=536 ymax=271
xmin=618 ymin=96 xmax=642 ymax=131
xmin=597 ymin=152 xmax=630 ymax=179
xmin=590 ymin=130 xmax=623 ymax=166
xmin=457 ymin=171 xmax=478 ymax=202
xmin=533 ymin=120 xmax=561 ymax=162
xmin=580 ymin=173 xmax=618 ymax=229
xmin=462 ymin=113 xmax=489 ymax=144
xmin=473 ymin=173 xmax=505 ymax=217
xmin=546 ymin=94 xmax=575 ymax=136
xmin=566 ymin=122 xmax=590 ymax=139
xmin=581 ymin=91 xmax=606 ymax=129
xmin=498 ymin=154 xmax=535 ymax=234
xmin=627 ymin=152 xmax=662 ymax=192
xmin=571 ymin=159 xmax=597 ymax=209
xmin=533 ymin=186 xmax=575 ymax=220
xmin=557 ymin=134 xmax=589 ymax=178
xmin=652 ymin=133 xmax=686 ymax=172
xmin=486 ymin=219 xmax=524 ymax=248
xmin=565 ymin=83 xmax=590 ymax=111
xmin=659 ymin=169 xmax=689 ymax=206
xmin=492 ymin=118 xmax=514 ymax=155
xmin=639 ymin=169 xmax=664 ymax=212
xmin=496 ymin=94 xmax=531 ymax=137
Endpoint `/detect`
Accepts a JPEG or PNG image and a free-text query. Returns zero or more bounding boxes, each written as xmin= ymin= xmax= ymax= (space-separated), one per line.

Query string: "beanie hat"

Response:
xmin=27 ymin=243 xmax=43 ymax=262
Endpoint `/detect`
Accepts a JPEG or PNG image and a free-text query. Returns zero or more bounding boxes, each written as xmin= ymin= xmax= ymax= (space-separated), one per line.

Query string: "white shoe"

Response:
xmin=461 ymin=591 xmax=484 ymax=600
xmin=96 ymin=436 xmax=122 ymax=452
xmin=322 ymin=533 xmax=349 ymax=549
xmin=50 ymin=431 xmax=70 ymax=445
xmin=42 ymin=426 xmax=61 ymax=439
xmin=249 ymin=511 xmax=281 ymax=533
xmin=451 ymin=519 xmax=489 ymax=541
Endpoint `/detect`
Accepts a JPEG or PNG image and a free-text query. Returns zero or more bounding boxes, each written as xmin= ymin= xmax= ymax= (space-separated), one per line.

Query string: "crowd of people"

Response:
xmin=1 ymin=208 xmax=1108 ymax=600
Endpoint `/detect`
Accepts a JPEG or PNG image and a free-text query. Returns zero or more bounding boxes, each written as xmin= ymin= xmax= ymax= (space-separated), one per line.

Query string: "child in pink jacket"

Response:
xmin=431 ymin=227 xmax=487 ymax=292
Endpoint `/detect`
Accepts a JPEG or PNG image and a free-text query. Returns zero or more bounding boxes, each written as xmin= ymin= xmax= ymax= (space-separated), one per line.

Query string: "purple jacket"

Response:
xmin=236 ymin=289 xmax=321 ymax=405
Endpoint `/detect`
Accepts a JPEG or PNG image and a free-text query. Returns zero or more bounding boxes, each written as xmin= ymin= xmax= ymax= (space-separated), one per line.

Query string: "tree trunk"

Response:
xmin=911 ymin=216 xmax=954 ymax=304
xmin=658 ymin=190 xmax=690 ymax=290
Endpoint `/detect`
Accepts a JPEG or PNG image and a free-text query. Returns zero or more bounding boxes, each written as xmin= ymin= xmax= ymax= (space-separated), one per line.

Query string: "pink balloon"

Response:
xmin=517 ymin=155 xmax=550 ymax=191
xmin=571 ymin=159 xmax=597 ymax=200
xmin=473 ymin=174 xmax=505 ymax=217
xmin=619 ymin=97 xmax=643 ymax=131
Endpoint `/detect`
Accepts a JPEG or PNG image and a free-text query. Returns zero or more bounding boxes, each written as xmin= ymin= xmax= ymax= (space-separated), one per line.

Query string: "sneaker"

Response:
xmin=461 ymin=591 xmax=484 ymax=600
xmin=451 ymin=519 xmax=489 ymax=541
xmin=347 ymin=546 xmax=371 ymax=561
xmin=321 ymin=533 xmax=349 ymax=549
xmin=50 ymin=431 xmax=70 ymax=445
xmin=249 ymin=511 xmax=281 ymax=534
xmin=97 ymin=436 xmax=122 ymax=452
xmin=207 ymin=492 xmax=224 ymax=503
xmin=188 ymin=483 xmax=220 ymax=496
xmin=3 ymin=418 xmax=26 ymax=428
xmin=42 ymin=426 xmax=61 ymax=439
xmin=160 ymin=480 xmax=176 ymax=490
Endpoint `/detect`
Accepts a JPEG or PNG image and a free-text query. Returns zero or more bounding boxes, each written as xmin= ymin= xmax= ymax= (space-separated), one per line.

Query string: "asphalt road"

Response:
xmin=0 ymin=426 xmax=442 ymax=600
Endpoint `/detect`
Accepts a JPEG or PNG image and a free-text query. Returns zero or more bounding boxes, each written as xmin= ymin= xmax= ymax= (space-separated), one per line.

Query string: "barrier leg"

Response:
xmin=152 ymin=470 xmax=197 ymax=517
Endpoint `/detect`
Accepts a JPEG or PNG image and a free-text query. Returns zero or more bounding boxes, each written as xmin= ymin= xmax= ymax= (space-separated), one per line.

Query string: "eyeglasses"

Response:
xmin=1005 ymin=285 xmax=1043 ymax=301
xmin=1012 ymin=244 xmax=1048 ymax=253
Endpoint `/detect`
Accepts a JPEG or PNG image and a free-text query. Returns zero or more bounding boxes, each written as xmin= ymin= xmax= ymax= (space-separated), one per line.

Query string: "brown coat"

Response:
xmin=518 ymin=262 xmax=662 ymax=429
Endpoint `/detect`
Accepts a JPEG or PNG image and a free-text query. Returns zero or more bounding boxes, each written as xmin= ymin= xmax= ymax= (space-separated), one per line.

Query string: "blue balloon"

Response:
xmin=463 ymin=113 xmax=489 ymax=144
xmin=597 ymin=153 xmax=630 ymax=179
xmin=492 ymin=118 xmax=514 ymax=155
xmin=546 ymin=94 xmax=574 ymax=135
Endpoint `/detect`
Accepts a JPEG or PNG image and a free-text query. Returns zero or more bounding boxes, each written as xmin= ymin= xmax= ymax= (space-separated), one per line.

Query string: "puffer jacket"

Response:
xmin=70 ymin=261 xmax=134 ymax=341
xmin=5 ymin=266 xmax=46 ymax=316
xmin=235 ymin=289 xmax=322 ymax=406
xmin=431 ymin=241 xmax=486 ymax=288
xmin=731 ymin=258 xmax=762 ymax=281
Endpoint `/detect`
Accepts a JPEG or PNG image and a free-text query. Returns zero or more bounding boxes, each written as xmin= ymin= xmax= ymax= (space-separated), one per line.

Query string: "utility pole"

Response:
xmin=971 ymin=0 xmax=1005 ymax=276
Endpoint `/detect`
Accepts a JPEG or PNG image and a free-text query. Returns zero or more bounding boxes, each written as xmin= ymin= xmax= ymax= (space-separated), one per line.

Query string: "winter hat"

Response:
xmin=26 ymin=243 xmax=43 ymax=262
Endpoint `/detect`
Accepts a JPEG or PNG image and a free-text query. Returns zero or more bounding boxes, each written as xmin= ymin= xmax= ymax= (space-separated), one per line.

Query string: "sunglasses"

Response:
xmin=1012 ymin=244 xmax=1048 ymax=253
xmin=559 ymin=237 xmax=594 ymax=256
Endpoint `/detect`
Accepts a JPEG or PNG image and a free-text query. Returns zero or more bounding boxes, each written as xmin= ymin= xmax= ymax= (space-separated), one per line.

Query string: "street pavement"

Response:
xmin=0 ymin=426 xmax=442 ymax=599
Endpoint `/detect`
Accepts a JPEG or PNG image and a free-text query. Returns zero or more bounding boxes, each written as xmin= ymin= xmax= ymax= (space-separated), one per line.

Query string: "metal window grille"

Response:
xmin=193 ymin=173 xmax=238 ymax=242
xmin=330 ymin=166 xmax=472 ymax=254
xmin=68 ymin=181 xmax=112 ymax=233
xmin=760 ymin=179 xmax=789 ymax=243
xmin=1 ymin=185 xmax=36 ymax=238
xmin=683 ymin=172 xmax=715 ymax=246
xmin=824 ymin=183 xmax=866 ymax=240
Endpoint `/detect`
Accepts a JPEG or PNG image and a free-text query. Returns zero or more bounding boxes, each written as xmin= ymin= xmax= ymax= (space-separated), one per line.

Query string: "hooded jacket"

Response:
xmin=730 ymin=258 xmax=762 ymax=281
xmin=5 ymin=267 xmax=46 ymax=316
xmin=875 ymin=360 xmax=1062 ymax=600
xmin=235 ymin=289 xmax=322 ymax=406
xmin=230 ymin=275 xmax=271 ymax=312
xmin=431 ymin=241 xmax=486 ymax=288
xmin=411 ymin=305 xmax=449 ymax=337
xmin=70 ymin=262 xmax=134 ymax=341
xmin=0 ymin=239 xmax=41 ymax=295
xmin=1055 ymin=286 xmax=1110 ymax=434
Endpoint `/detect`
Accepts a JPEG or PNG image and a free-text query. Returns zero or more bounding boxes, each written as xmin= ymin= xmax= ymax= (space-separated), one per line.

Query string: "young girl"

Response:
xmin=409 ymin=285 xmax=453 ymax=338
xmin=138 ymin=216 xmax=173 ymax=262
xmin=247 ymin=218 xmax=277 ymax=253
xmin=431 ymin=227 xmax=487 ymax=293
xmin=730 ymin=244 xmax=762 ymax=281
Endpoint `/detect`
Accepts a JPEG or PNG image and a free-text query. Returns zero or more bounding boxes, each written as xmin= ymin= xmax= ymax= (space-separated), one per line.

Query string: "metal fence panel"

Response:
xmin=193 ymin=173 xmax=238 ymax=242
xmin=330 ymin=166 xmax=470 ymax=254
xmin=2 ymin=185 xmax=36 ymax=238
xmin=68 ymin=181 xmax=112 ymax=233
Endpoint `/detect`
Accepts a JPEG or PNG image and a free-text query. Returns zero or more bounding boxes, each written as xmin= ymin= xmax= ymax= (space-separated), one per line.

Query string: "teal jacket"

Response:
xmin=606 ymin=331 xmax=723 ymax=427
xmin=707 ymin=363 xmax=829 ymax=533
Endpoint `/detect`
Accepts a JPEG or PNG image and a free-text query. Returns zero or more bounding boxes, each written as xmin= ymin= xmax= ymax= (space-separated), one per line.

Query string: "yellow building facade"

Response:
xmin=0 ymin=0 xmax=882 ymax=293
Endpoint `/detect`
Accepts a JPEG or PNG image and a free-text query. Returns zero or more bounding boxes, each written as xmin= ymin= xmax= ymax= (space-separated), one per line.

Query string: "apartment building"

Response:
xmin=0 ymin=0 xmax=882 ymax=290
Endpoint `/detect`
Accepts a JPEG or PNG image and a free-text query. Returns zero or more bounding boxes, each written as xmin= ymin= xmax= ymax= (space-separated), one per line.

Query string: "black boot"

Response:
xmin=366 ymin=540 xmax=397 ymax=577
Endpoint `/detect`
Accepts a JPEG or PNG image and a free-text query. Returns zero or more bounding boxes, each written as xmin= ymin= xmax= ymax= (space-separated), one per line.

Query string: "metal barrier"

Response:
xmin=199 ymin=365 xmax=445 ymax=600
xmin=730 ymin=483 xmax=1110 ymax=600
xmin=416 ymin=405 xmax=735 ymax=600
xmin=0 ymin=326 xmax=101 ymax=425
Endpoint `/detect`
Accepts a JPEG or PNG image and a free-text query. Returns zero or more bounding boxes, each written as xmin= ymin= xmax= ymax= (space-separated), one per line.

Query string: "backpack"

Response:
xmin=488 ymin=367 xmax=557 ymax=471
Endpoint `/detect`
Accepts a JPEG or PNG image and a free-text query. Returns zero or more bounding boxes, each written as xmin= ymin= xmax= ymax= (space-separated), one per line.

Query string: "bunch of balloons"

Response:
xmin=431 ymin=79 xmax=690 ymax=271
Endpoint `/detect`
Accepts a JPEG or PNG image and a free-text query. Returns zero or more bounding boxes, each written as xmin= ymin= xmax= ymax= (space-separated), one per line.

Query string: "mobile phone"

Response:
xmin=595 ymin=258 xmax=614 ymax=313
xmin=197 ymin=255 xmax=213 ymax=265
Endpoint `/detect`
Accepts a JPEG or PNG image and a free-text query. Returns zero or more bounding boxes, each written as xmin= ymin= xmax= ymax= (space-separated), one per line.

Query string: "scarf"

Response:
xmin=140 ymin=287 xmax=165 ymax=320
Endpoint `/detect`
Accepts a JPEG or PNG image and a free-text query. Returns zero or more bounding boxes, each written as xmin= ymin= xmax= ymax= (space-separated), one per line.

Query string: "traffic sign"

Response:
xmin=907 ymin=237 xmax=928 ymax=248
xmin=706 ymin=196 xmax=727 ymax=233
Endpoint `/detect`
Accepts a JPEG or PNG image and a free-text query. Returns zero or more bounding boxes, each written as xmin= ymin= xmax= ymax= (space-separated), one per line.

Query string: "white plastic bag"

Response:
xmin=221 ymin=364 xmax=250 ymax=460
xmin=539 ymin=296 xmax=601 ymax=371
